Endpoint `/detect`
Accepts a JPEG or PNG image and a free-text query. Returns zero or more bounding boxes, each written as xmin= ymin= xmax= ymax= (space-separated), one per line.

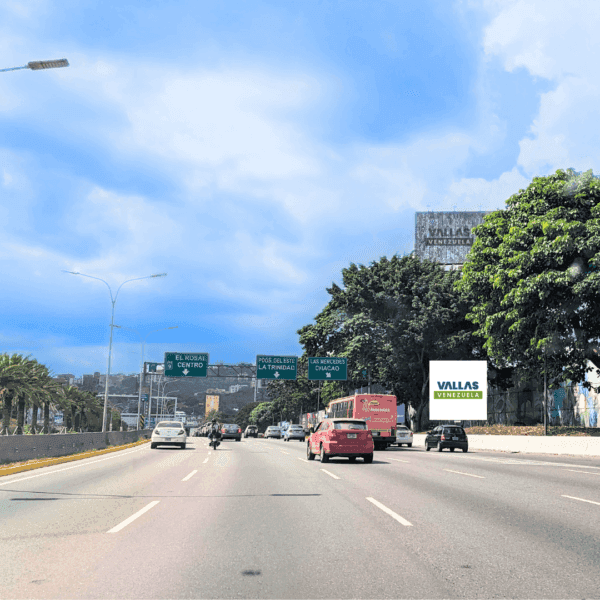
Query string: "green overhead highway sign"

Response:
xmin=256 ymin=355 xmax=297 ymax=380
xmin=164 ymin=352 xmax=209 ymax=377
xmin=308 ymin=357 xmax=348 ymax=381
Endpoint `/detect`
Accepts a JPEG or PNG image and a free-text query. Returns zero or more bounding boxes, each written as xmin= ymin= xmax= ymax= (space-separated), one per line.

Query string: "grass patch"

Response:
xmin=416 ymin=424 xmax=600 ymax=436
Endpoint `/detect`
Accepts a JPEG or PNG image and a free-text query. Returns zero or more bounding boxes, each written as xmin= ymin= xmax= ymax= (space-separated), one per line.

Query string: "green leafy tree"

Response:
xmin=235 ymin=401 xmax=261 ymax=431
xmin=249 ymin=401 xmax=275 ymax=430
xmin=299 ymin=255 xmax=484 ymax=431
xmin=459 ymin=168 xmax=600 ymax=390
xmin=0 ymin=354 xmax=38 ymax=435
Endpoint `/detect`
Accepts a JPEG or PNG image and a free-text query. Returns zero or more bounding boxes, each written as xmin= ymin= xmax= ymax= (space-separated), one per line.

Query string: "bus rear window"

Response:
xmin=334 ymin=421 xmax=366 ymax=430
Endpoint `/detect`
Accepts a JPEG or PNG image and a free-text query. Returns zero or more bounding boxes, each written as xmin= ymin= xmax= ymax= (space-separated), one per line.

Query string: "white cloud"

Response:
xmin=448 ymin=167 xmax=530 ymax=209
xmin=481 ymin=0 xmax=600 ymax=177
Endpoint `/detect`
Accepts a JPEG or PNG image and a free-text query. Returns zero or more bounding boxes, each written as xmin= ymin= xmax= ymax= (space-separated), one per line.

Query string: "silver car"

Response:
xmin=394 ymin=425 xmax=413 ymax=447
xmin=265 ymin=426 xmax=282 ymax=439
xmin=151 ymin=421 xmax=187 ymax=449
xmin=284 ymin=424 xmax=306 ymax=442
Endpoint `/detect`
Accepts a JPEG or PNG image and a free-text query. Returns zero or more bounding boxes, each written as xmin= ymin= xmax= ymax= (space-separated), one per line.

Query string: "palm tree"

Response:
xmin=0 ymin=354 xmax=36 ymax=435
xmin=35 ymin=371 xmax=66 ymax=434
xmin=63 ymin=386 xmax=82 ymax=432
xmin=14 ymin=358 xmax=47 ymax=435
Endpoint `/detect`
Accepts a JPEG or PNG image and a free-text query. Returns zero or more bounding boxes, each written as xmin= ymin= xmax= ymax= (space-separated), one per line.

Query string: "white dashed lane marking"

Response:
xmin=562 ymin=495 xmax=600 ymax=506
xmin=107 ymin=501 xmax=160 ymax=533
xmin=182 ymin=470 xmax=197 ymax=481
xmin=366 ymin=497 xmax=413 ymax=526
xmin=320 ymin=469 xmax=340 ymax=480
xmin=444 ymin=469 xmax=485 ymax=479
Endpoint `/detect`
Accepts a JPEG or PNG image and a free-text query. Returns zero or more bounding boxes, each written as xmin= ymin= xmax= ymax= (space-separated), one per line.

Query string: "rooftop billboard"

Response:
xmin=415 ymin=211 xmax=492 ymax=265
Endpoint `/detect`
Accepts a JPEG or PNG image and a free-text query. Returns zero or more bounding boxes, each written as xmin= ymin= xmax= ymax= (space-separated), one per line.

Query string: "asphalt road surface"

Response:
xmin=1 ymin=438 xmax=599 ymax=599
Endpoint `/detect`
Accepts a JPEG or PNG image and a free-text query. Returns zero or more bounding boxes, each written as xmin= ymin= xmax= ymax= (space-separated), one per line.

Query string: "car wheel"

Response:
xmin=408 ymin=443 xmax=412 ymax=448
xmin=463 ymin=447 xmax=468 ymax=453
xmin=437 ymin=444 xmax=443 ymax=452
xmin=151 ymin=443 xmax=157 ymax=449
xmin=307 ymin=442 xmax=315 ymax=461
xmin=320 ymin=445 xmax=329 ymax=463
xmin=450 ymin=447 xmax=455 ymax=452
xmin=425 ymin=444 xmax=430 ymax=451
xmin=181 ymin=443 xmax=186 ymax=449
xmin=237 ymin=438 xmax=241 ymax=442
xmin=348 ymin=456 xmax=357 ymax=463
xmin=363 ymin=453 xmax=373 ymax=463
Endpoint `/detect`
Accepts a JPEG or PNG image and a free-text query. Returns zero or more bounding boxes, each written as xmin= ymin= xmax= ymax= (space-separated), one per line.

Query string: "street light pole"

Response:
xmin=0 ymin=58 xmax=69 ymax=73
xmin=62 ymin=271 xmax=167 ymax=431
xmin=114 ymin=326 xmax=178 ymax=429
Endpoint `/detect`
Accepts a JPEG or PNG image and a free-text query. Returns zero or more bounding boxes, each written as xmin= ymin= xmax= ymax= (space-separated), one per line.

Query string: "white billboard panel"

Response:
xmin=429 ymin=361 xmax=487 ymax=420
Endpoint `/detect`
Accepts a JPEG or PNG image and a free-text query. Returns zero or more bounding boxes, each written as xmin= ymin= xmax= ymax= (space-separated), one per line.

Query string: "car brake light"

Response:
xmin=441 ymin=435 xmax=446 ymax=441
xmin=238 ymin=428 xmax=241 ymax=433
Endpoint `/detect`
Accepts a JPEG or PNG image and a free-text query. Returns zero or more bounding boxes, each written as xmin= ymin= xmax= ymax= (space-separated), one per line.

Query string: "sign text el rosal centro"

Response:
xmin=164 ymin=352 xmax=209 ymax=377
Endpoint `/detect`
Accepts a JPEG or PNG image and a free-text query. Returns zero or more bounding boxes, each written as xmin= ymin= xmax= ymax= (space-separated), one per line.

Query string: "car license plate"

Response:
xmin=347 ymin=433 xmax=357 ymax=439
xmin=164 ymin=437 xmax=171 ymax=441
xmin=453 ymin=436 xmax=458 ymax=440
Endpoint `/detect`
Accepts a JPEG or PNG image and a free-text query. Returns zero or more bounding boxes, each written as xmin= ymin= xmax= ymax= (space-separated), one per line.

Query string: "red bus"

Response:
xmin=326 ymin=394 xmax=397 ymax=450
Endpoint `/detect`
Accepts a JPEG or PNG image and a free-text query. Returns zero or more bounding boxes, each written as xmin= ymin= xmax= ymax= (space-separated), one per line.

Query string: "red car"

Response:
xmin=307 ymin=418 xmax=374 ymax=463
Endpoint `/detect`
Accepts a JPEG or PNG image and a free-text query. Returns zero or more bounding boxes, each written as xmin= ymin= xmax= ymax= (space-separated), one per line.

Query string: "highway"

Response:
xmin=1 ymin=438 xmax=599 ymax=599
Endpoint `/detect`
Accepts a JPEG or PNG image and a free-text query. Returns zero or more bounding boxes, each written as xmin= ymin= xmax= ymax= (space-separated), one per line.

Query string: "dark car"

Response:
xmin=425 ymin=425 xmax=468 ymax=452
xmin=244 ymin=425 xmax=258 ymax=438
xmin=221 ymin=423 xmax=242 ymax=441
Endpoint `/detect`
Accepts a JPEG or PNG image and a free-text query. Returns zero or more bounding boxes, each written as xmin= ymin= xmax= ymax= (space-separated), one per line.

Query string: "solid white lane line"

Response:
xmin=298 ymin=458 xmax=309 ymax=463
xmin=320 ymin=469 xmax=340 ymax=480
xmin=107 ymin=501 xmax=160 ymax=533
xmin=0 ymin=446 xmax=145 ymax=486
xmin=562 ymin=495 xmax=600 ymax=506
xmin=182 ymin=470 xmax=198 ymax=481
xmin=203 ymin=457 xmax=209 ymax=464
xmin=567 ymin=470 xmax=600 ymax=475
xmin=444 ymin=469 xmax=485 ymax=479
xmin=280 ymin=450 xmax=289 ymax=455
xmin=366 ymin=497 xmax=413 ymax=526
xmin=388 ymin=458 xmax=410 ymax=463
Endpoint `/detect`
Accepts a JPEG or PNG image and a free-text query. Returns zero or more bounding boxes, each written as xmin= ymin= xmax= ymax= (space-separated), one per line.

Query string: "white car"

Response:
xmin=393 ymin=425 xmax=413 ymax=447
xmin=284 ymin=424 xmax=306 ymax=441
xmin=264 ymin=426 xmax=282 ymax=439
xmin=151 ymin=421 xmax=187 ymax=449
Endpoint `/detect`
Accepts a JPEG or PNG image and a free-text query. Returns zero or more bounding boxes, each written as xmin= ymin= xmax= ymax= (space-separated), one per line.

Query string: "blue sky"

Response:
xmin=1 ymin=0 xmax=597 ymax=377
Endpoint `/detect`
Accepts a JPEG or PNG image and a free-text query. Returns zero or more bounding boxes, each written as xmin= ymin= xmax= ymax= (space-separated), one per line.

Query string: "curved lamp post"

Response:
xmin=1 ymin=58 xmax=69 ymax=73
xmin=62 ymin=270 xmax=167 ymax=431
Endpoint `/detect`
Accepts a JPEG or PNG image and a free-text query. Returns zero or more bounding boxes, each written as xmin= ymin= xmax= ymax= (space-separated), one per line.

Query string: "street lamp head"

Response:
xmin=62 ymin=270 xmax=79 ymax=275
xmin=28 ymin=59 xmax=69 ymax=70
xmin=168 ymin=326 xmax=178 ymax=329
xmin=152 ymin=273 xmax=167 ymax=278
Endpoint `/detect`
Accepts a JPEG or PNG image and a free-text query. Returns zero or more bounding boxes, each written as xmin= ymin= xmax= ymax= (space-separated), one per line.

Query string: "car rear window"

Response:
xmin=156 ymin=422 xmax=181 ymax=428
xmin=443 ymin=427 xmax=465 ymax=434
xmin=397 ymin=427 xmax=410 ymax=432
xmin=334 ymin=421 xmax=366 ymax=430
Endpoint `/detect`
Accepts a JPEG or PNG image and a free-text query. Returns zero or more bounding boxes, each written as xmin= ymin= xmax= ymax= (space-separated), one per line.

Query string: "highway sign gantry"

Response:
xmin=256 ymin=355 xmax=297 ymax=380
xmin=308 ymin=357 xmax=348 ymax=381
xmin=164 ymin=353 xmax=209 ymax=377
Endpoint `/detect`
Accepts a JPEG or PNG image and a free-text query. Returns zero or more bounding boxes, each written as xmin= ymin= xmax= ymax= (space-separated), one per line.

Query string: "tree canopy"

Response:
xmin=459 ymin=168 xmax=600 ymax=390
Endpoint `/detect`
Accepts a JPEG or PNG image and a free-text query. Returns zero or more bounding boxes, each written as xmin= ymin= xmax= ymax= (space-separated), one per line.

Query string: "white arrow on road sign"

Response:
xmin=274 ymin=372 xmax=280 ymax=378
xmin=182 ymin=368 xmax=189 ymax=375
xmin=326 ymin=372 xmax=331 ymax=378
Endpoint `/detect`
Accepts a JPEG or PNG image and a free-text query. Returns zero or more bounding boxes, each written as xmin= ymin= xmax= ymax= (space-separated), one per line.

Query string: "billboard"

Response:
xmin=415 ymin=211 xmax=492 ymax=265
xmin=205 ymin=395 xmax=219 ymax=417
xmin=429 ymin=361 xmax=487 ymax=420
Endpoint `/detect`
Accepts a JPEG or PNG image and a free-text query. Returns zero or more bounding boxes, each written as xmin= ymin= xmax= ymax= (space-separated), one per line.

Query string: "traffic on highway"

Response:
xmin=1 ymin=428 xmax=600 ymax=599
